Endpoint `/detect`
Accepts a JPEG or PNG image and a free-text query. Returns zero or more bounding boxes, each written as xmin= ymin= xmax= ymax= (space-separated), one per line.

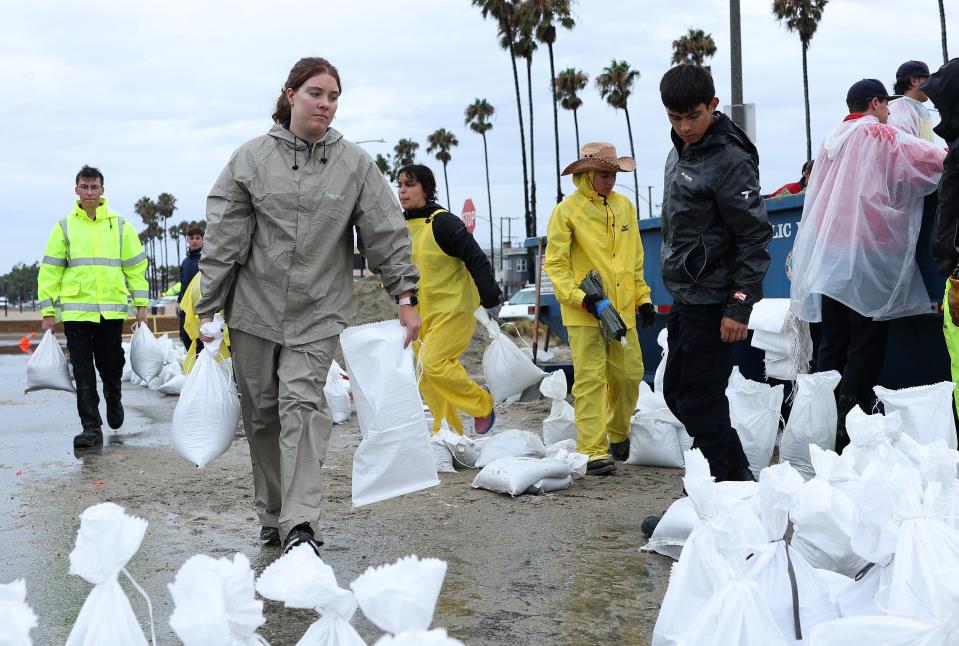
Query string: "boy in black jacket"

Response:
xmin=657 ymin=65 xmax=772 ymax=484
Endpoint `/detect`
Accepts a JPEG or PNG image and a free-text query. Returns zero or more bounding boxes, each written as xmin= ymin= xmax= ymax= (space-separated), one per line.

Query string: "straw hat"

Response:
xmin=561 ymin=142 xmax=636 ymax=176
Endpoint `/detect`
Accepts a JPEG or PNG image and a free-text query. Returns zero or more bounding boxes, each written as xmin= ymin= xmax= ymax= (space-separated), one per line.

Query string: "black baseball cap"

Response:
xmin=897 ymin=60 xmax=930 ymax=79
xmin=846 ymin=79 xmax=897 ymax=107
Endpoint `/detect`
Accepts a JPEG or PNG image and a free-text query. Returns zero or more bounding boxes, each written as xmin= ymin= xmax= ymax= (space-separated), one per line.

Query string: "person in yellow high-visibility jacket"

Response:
xmin=545 ymin=143 xmax=655 ymax=475
xmin=37 ymin=165 xmax=150 ymax=449
xmin=398 ymin=164 xmax=503 ymax=435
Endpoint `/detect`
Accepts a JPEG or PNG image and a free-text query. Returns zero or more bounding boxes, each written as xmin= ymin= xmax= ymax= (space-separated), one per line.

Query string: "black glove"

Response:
xmin=582 ymin=293 xmax=604 ymax=315
xmin=638 ymin=302 xmax=656 ymax=328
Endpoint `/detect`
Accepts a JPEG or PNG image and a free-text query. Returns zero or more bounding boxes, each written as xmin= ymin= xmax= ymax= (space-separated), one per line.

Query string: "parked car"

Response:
xmin=499 ymin=286 xmax=537 ymax=321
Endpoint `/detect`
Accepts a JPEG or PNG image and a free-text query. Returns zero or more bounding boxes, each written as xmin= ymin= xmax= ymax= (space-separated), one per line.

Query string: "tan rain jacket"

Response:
xmin=195 ymin=125 xmax=419 ymax=345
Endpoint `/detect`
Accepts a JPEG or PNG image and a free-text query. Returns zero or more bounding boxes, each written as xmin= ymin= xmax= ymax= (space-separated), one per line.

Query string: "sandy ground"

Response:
xmin=1 ymin=278 xmax=681 ymax=645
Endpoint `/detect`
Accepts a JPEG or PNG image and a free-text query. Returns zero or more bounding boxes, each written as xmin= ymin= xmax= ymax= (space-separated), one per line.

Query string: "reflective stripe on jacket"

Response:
xmin=37 ymin=199 xmax=149 ymax=321
xmin=544 ymin=172 xmax=652 ymax=329
xmin=408 ymin=208 xmax=480 ymax=320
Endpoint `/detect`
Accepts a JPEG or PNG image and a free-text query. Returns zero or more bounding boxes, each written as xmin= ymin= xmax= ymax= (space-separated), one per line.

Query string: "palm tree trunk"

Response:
xmin=941 ymin=0 xmax=949 ymax=64
xmin=802 ymin=41 xmax=812 ymax=162
xmin=483 ymin=133 xmax=495 ymax=272
xmin=526 ymin=57 xmax=537 ymax=241
xmin=442 ymin=161 xmax=451 ymax=208
xmin=623 ymin=106 xmax=639 ymax=213
xmin=573 ymin=108 xmax=581 ymax=155
xmin=548 ymin=42 xmax=562 ymax=204
xmin=174 ymin=236 xmax=181 ymax=267
xmin=161 ymin=222 xmax=169 ymax=291
xmin=508 ymin=41 xmax=531 ymax=241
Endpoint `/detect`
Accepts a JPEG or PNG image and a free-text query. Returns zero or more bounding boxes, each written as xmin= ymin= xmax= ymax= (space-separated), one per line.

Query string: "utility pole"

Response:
xmin=729 ymin=0 xmax=746 ymax=130
xmin=647 ymin=186 xmax=654 ymax=218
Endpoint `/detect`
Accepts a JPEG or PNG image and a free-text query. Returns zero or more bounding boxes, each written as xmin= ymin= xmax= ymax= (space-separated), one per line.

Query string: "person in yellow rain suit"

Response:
xmin=37 ymin=165 xmax=150 ymax=449
xmin=398 ymin=164 xmax=503 ymax=435
xmin=545 ymin=143 xmax=655 ymax=475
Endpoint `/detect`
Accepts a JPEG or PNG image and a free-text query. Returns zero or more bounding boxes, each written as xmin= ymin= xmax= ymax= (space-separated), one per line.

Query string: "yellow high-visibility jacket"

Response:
xmin=545 ymin=172 xmax=652 ymax=329
xmin=37 ymin=199 xmax=149 ymax=322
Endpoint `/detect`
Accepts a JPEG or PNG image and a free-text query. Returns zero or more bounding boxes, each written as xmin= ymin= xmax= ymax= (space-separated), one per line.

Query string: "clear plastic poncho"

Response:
xmin=790 ymin=115 xmax=945 ymax=322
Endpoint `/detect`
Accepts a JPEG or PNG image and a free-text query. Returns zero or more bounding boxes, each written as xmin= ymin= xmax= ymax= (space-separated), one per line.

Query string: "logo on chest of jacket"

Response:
xmin=732 ymin=290 xmax=748 ymax=302
xmin=620 ymin=224 xmax=630 ymax=233
xmin=680 ymin=171 xmax=694 ymax=183
xmin=318 ymin=190 xmax=345 ymax=201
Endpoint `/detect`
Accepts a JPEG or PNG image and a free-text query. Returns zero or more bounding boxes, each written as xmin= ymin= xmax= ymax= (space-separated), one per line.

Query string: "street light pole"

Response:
xmin=647 ymin=185 xmax=654 ymax=218
xmin=354 ymin=138 xmax=386 ymax=145
xmin=729 ymin=0 xmax=745 ymax=130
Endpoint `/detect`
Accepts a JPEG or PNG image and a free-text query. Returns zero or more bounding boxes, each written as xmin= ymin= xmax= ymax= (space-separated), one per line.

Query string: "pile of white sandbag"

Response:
xmin=747 ymin=298 xmax=812 ymax=382
xmin=124 ymin=327 xmax=188 ymax=396
xmin=649 ymin=380 xmax=959 ymax=646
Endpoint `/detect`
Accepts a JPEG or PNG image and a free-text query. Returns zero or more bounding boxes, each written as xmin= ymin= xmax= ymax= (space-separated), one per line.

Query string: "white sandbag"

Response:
xmin=171 ymin=316 xmax=240 ymax=468
xmin=627 ymin=408 xmax=686 ymax=468
xmin=66 ymin=503 xmax=152 ymax=646
xmin=789 ymin=447 xmax=868 ymax=577
xmin=727 ymin=367 xmax=785 ymax=479
xmin=325 ymin=359 xmax=352 ymax=425
xmin=129 ymin=371 xmax=146 ymax=387
xmin=677 ymin=577 xmax=787 ymax=646
xmin=24 ymin=329 xmax=75 ymax=394
xmin=257 ymin=544 xmax=364 ymax=646
xmin=779 ymin=371 xmax=841 ymax=479
xmin=153 ymin=362 xmax=181 ymax=391
xmin=751 ymin=329 xmax=791 ymax=355
xmin=373 ymin=630 xmax=463 ymax=646
xmin=539 ymin=369 xmax=577 ymax=446
xmin=543 ymin=444 xmax=588 ymax=479
xmin=764 ymin=355 xmax=798 ymax=382
xmin=643 ymin=496 xmax=697 ymax=561
xmin=430 ymin=430 xmax=456 ymax=474
xmin=748 ymin=298 xmax=791 ymax=333
xmin=472 ymin=457 xmax=571 ymax=496
xmin=840 ymin=407 xmax=915 ymax=476
xmin=169 ymin=553 xmax=266 ymax=646
xmin=130 ymin=323 xmax=164 ymax=382
xmin=874 ymin=381 xmax=958 ymax=449
xmin=157 ymin=373 xmax=186 ymax=396
xmin=475 ymin=308 xmax=546 ymax=403
xmin=524 ymin=474 xmax=573 ymax=494
xmin=922 ymin=446 xmax=959 ymax=530
xmin=543 ymin=438 xmax=576 ymax=455
xmin=747 ymin=464 xmax=838 ymax=641
xmin=474 ymin=429 xmax=545 ymax=468
xmin=121 ymin=341 xmax=132 ymax=382
xmin=432 ymin=427 xmax=483 ymax=469
xmin=809 ymin=612 xmax=959 ymax=646
xmin=0 ymin=579 xmax=37 ymax=646
xmin=350 ymin=556 xmax=447 ymax=635
xmin=341 ymin=320 xmax=438 ymax=507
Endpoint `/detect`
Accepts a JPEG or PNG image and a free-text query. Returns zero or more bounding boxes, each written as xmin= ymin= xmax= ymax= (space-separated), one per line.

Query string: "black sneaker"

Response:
xmin=260 ymin=526 xmax=280 ymax=546
xmin=641 ymin=515 xmax=661 ymax=538
xmin=73 ymin=428 xmax=103 ymax=449
xmin=106 ymin=400 xmax=124 ymax=430
xmin=586 ymin=458 xmax=617 ymax=475
xmin=609 ymin=439 xmax=630 ymax=462
xmin=283 ymin=523 xmax=321 ymax=557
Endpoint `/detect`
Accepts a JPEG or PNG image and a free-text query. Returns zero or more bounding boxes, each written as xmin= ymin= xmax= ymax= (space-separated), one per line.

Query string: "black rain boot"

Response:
xmin=104 ymin=376 xmax=124 ymax=430
xmin=74 ymin=427 xmax=103 ymax=449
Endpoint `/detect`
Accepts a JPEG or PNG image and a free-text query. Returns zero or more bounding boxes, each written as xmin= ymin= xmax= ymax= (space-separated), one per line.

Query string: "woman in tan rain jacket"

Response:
xmin=196 ymin=57 xmax=421 ymax=557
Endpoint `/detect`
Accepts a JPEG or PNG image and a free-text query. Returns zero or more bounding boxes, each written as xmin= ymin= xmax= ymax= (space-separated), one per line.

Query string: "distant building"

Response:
xmin=490 ymin=243 xmax=532 ymax=301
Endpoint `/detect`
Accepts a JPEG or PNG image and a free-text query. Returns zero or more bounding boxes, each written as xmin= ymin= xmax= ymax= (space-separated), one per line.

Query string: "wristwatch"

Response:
xmin=398 ymin=295 xmax=418 ymax=307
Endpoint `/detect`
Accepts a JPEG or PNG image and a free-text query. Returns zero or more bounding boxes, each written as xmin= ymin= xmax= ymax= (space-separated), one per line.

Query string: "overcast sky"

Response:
xmin=0 ymin=0 xmax=952 ymax=272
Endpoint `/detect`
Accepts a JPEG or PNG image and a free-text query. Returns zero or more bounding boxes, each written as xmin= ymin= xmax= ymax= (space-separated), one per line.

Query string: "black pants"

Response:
xmin=817 ymin=295 xmax=889 ymax=409
xmin=178 ymin=310 xmax=203 ymax=354
xmin=63 ymin=318 xmax=124 ymax=431
xmin=662 ymin=302 xmax=749 ymax=480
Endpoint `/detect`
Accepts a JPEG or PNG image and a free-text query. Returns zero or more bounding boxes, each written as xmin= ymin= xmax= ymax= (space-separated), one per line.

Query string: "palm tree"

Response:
xmin=393 ymin=138 xmax=419 ymax=167
xmin=773 ymin=0 xmax=829 ymax=161
xmin=555 ymin=68 xmax=588 ymax=155
xmin=155 ymin=192 xmax=177 ymax=291
xmin=671 ymin=28 xmax=718 ymax=70
xmin=514 ymin=3 xmax=539 ymax=236
xmin=426 ymin=128 xmax=459 ymax=207
xmin=473 ymin=0 xmax=532 ymax=241
xmin=596 ymin=59 xmax=641 ymax=203
xmin=169 ymin=223 xmax=181 ymax=267
xmin=532 ymin=0 xmax=575 ymax=205
xmin=375 ymin=153 xmax=396 ymax=182
xmin=940 ymin=0 xmax=949 ymax=64
xmin=134 ymin=196 xmax=158 ymax=298
xmin=466 ymin=98 xmax=497 ymax=270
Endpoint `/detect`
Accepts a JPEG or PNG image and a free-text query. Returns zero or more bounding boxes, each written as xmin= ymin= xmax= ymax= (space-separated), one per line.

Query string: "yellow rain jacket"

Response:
xmin=407 ymin=207 xmax=481 ymax=320
xmin=179 ymin=272 xmax=231 ymax=373
xmin=544 ymin=173 xmax=652 ymax=328
xmin=37 ymin=199 xmax=149 ymax=322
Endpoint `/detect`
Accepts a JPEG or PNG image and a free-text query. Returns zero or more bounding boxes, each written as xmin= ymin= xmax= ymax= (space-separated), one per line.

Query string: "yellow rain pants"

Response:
xmin=567 ymin=325 xmax=644 ymax=460
xmin=944 ymin=279 xmax=959 ymax=410
xmin=408 ymin=209 xmax=491 ymax=434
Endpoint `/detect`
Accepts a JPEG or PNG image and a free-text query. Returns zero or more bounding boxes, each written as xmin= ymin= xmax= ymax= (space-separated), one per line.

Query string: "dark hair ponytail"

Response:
xmin=272 ymin=57 xmax=342 ymax=124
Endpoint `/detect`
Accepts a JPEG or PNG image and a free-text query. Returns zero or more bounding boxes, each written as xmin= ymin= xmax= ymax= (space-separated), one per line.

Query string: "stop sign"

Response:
xmin=461 ymin=198 xmax=476 ymax=233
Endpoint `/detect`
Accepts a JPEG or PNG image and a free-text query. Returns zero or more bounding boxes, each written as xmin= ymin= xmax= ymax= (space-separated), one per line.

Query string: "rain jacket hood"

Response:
xmin=923 ymin=58 xmax=959 ymax=145
xmin=196 ymin=124 xmax=418 ymax=345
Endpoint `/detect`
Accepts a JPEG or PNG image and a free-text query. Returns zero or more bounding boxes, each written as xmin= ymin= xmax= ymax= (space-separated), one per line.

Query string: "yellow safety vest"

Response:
xmin=407 ymin=208 xmax=480 ymax=320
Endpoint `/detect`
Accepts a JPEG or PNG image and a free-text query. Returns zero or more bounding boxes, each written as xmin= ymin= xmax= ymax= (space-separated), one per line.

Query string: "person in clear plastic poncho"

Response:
xmin=790 ymin=78 xmax=945 ymax=447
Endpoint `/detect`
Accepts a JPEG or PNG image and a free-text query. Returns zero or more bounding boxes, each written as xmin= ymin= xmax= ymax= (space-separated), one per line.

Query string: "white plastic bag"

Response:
xmin=474 ymin=429 xmax=545 ymax=468
xmin=341 ymin=321 xmax=438 ymax=507
xmin=66 ymin=503 xmax=153 ymax=646
xmin=874 ymin=382 xmax=958 ymax=449
xmin=539 ymin=369 xmax=577 ymax=446
xmin=350 ymin=556 xmax=446 ymax=635
xmin=171 ymin=316 xmax=240 ymax=468
xmin=169 ymin=553 xmax=267 ymax=646
xmin=24 ymin=329 xmax=75 ymax=393
xmin=727 ymin=367 xmax=784 ymax=479
xmin=130 ymin=323 xmax=165 ymax=382
xmin=325 ymin=360 xmax=352 ymax=425
xmin=0 ymin=579 xmax=38 ymax=646
xmin=472 ymin=457 xmax=571 ymax=496
xmin=475 ymin=308 xmax=545 ymax=403
xmin=256 ymin=544 xmax=364 ymax=646
xmin=779 ymin=371 xmax=841 ymax=479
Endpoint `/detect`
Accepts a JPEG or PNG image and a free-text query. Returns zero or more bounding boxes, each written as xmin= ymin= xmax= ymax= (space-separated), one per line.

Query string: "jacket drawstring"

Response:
xmin=292 ymin=139 xmax=299 ymax=171
xmin=321 ymin=140 xmax=328 ymax=164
